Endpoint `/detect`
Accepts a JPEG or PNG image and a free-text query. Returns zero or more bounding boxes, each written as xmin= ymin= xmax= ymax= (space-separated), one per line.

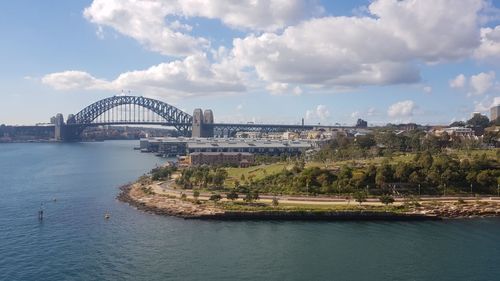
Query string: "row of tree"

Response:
xmin=242 ymin=152 xmax=500 ymax=196
xmin=175 ymin=166 xmax=228 ymax=190
xmin=316 ymin=128 xmax=499 ymax=162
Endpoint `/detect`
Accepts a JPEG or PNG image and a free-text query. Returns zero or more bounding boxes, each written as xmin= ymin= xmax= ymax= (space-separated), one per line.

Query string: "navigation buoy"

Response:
xmin=38 ymin=202 xmax=44 ymax=221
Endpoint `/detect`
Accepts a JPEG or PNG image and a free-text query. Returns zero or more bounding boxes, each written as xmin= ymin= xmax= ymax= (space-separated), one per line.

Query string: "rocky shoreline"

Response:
xmin=117 ymin=184 xmax=224 ymax=218
xmin=117 ymin=184 xmax=442 ymax=221
xmin=410 ymin=201 xmax=500 ymax=219
xmin=117 ymin=183 xmax=500 ymax=221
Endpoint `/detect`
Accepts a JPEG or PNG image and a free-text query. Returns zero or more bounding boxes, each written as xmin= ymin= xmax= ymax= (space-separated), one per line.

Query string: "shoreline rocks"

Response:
xmin=117 ymin=184 xmax=224 ymax=218
xmin=118 ymin=183 xmax=500 ymax=221
xmin=117 ymin=184 xmax=441 ymax=221
xmin=409 ymin=202 xmax=500 ymax=219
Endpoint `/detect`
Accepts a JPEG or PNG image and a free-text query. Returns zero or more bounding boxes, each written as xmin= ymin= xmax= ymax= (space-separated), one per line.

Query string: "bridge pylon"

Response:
xmin=192 ymin=109 xmax=214 ymax=138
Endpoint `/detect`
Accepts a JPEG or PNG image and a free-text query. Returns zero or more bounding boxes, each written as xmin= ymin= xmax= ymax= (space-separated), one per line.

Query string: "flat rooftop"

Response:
xmin=141 ymin=137 xmax=314 ymax=148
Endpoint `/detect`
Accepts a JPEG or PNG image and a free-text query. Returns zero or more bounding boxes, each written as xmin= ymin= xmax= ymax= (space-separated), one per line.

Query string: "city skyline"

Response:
xmin=1 ymin=0 xmax=500 ymax=126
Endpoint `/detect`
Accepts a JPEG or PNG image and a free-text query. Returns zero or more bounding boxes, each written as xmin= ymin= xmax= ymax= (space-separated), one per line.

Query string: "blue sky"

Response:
xmin=1 ymin=0 xmax=499 ymax=126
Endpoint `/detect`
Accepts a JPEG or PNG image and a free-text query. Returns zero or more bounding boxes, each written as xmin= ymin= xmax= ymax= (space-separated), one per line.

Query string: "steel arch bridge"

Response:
xmin=60 ymin=95 xmax=193 ymax=140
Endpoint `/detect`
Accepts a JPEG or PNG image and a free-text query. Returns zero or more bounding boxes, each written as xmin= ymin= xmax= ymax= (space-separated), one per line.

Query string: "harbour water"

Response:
xmin=1 ymin=141 xmax=500 ymax=281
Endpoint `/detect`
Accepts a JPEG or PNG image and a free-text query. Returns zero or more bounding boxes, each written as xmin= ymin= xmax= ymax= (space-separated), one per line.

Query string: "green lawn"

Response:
xmin=447 ymin=148 xmax=498 ymax=160
xmin=225 ymin=163 xmax=292 ymax=187
xmin=306 ymin=153 xmax=415 ymax=169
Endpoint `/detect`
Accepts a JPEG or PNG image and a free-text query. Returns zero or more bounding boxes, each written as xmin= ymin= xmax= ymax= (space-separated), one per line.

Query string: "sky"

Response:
xmin=1 ymin=0 xmax=500 ymax=126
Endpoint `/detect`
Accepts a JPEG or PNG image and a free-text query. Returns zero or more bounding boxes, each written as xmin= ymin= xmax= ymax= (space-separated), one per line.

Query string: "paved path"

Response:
xmin=155 ymin=180 xmax=500 ymax=206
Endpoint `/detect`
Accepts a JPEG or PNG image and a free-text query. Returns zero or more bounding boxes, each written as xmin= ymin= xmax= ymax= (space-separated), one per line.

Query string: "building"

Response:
xmin=139 ymin=137 xmax=188 ymax=155
xmin=188 ymin=152 xmax=254 ymax=167
xmin=282 ymin=131 xmax=299 ymax=140
xmin=139 ymin=137 xmax=315 ymax=156
xmin=431 ymin=127 xmax=475 ymax=139
xmin=235 ymin=131 xmax=262 ymax=139
xmin=186 ymin=139 xmax=312 ymax=156
xmin=491 ymin=105 xmax=500 ymax=122
xmin=444 ymin=127 xmax=475 ymax=138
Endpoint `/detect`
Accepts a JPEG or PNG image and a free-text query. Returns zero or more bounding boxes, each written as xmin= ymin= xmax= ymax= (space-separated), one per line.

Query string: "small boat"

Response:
xmin=104 ymin=213 xmax=110 ymax=219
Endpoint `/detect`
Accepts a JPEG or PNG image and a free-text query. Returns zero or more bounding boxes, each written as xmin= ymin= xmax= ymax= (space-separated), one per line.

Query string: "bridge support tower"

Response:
xmin=191 ymin=108 xmax=214 ymax=138
xmin=54 ymin=113 xmax=65 ymax=141
xmin=54 ymin=113 xmax=81 ymax=142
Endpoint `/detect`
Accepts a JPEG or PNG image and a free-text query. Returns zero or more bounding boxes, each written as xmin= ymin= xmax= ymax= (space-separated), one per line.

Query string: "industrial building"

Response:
xmin=188 ymin=152 xmax=254 ymax=167
xmin=139 ymin=137 xmax=315 ymax=156
xmin=491 ymin=105 xmax=500 ymax=122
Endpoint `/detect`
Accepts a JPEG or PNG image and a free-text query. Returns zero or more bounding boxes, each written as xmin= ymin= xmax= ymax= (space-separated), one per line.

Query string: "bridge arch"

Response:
xmin=61 ymin=95 xmax=193 ymax=140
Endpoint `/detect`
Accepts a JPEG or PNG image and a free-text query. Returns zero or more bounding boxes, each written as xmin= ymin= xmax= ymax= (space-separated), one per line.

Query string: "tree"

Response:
xmin=354 ymin=191 xmax=367 ymax=205
xmin=244 ymin=191 xmax=253 ymax=203
xmin=356 ymin=135 xmax=376 ymax=149
xmin=476 ymin=170 xmax=496 ymax=191
xmin=226 ymin=190 xmax=239 ymax=201
xmin=379 ymin=194 xmax=395 ymax=206
xmin=450 ymin=121 xmax=466 ymax=127
xmin=376 ymin=162 xmax=393 ymax=188
xmin=209 ymin=193 xmax=222 ymax=203
xmin=193 ymin=190 xmax=200 ymax=202
xmin=242 ymin=190 xmax=260 ymax=203
xmin=252 ymin=191 xmax=260 ymax=201
xmin=394 ymin=162 xmax=412 ymax=182
xmin=272 ymin=196 xmax=279 ymax=207
xmin=467 ymin=113 xmax=490 ymax=130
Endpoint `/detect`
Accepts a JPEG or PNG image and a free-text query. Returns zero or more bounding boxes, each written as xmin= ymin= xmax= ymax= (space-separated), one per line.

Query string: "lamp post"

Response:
xmin=418 ymin=184 xmax=421 ymax=197
xmin=470 ymin=183 xmax=473 ymax=197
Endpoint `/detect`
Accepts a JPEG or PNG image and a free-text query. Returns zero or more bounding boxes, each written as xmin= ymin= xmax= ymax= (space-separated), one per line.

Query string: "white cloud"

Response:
xmin=83 ymin=0 xmax=322 ymax=57
xmin=41 ymin=71 xmax=110 ymax=90
xmin=368 ymin=0 xmax=482 ymax=62
xmin=474 ymin=25 xmax=500 ymax=60
xmin=292 ymin=86 xmax=302 ymax=96
xmin=423 ymin=86 xmax=432 ymax=94
xmin=368 ymin=107 xmax=377 ymax=116
xmin=449 ymin=74 xmax=467 ymax=88
xmin=46 ymin=0 xmax=499 ymax=102
xmin=266 ymin=82 xmax=289 ymax=95
xmin=469 ymin=71 xmax=495 ymax=96
xmin=42 ymin=54 xmax=245 ymax=98
xmin=305 ymin=105 xmax=330 ymax=121
xmin=177 ymin=0 xmax=323 ymax=32
xmin=265 ymin=82 xmax=303 ymax=96
xmin=236 ymin=104 xmax=243 ymax=111
xmin=387 ymin=100 xmax=416 ymax=118
xmin=83 ymin=0 xmax=208 ymax=56
xmin=495 ymin=97 xmax=500 ymax=106
xmin=474 ymin=95 xmax=500 ymax=112
xmin=231 ymin=0 xmax=484 ymax=88
xmin=351 ymin=107 xmax=378 ymax=120
xmin=316 ymin=105 xmax=330 ymax=120
xmin=95 ymin=25 xmax=104 ymax=39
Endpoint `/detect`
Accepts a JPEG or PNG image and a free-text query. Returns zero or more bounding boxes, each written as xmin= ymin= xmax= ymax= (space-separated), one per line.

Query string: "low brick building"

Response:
xmin=188 ymin=152 xmax=254 ymax=167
